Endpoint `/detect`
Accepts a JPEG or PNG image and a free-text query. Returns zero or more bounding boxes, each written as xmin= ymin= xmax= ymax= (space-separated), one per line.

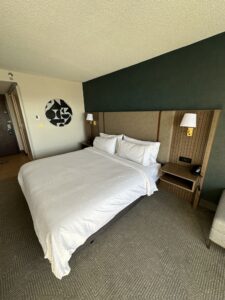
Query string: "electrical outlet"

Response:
xmin=179 ymin=156 xmax=192 ymax=163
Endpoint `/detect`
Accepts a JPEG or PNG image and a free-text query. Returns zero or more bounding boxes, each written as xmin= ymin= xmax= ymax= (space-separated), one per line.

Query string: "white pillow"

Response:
xmin=124 ymin=135 xmax=160 ymax=163
xmin=117 ymin=140 xmax=152 ymax=166
xmin=100 ymin=133 xmax=123 ymax=152
xmin=93 ymin=136 xmax=117 ymax=155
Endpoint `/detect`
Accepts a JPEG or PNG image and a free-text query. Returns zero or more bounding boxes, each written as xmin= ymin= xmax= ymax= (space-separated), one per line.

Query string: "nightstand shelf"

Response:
xmin=160 ymin=163 xmax=200 ymax=206
xmin=80 ymin=141 xmax=93 ymax=149
xmin=160 ymin=163 xmax=200 ymax=193
xmin=160 ymin=173 xmax=194 ymax=192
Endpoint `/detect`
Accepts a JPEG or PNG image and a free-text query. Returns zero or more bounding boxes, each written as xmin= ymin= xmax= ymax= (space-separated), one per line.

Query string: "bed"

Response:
xmin=18 ymin=146 xmax=160 ymax=279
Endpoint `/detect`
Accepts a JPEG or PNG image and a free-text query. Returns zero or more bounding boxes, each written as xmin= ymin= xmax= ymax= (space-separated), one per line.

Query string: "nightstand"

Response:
xmin=160 ymin=163 xmax=200 ymax=207
xmin=80 ymin=141 xmax=93 ymax=149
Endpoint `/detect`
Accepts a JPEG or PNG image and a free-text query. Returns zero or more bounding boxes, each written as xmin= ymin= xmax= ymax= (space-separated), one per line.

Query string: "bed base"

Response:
xmin=75 ymin=196 xmax=145 ymax=254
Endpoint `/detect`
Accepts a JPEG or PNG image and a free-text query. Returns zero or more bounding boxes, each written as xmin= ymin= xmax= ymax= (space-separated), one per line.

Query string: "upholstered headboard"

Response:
xmin=97 ymin=111 xmax=175 ymax=163
xmin=98 ymin=111 xmax=159 ymax=140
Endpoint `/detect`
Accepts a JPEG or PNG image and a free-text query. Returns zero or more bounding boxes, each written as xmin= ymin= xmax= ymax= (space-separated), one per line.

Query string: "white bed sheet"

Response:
xmin=18 ymin=147 xmax=159 ymax=279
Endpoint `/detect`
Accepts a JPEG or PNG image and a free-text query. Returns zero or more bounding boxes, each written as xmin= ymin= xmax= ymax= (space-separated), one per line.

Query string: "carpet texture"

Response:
xmin=0 ymin=178 xmax=225 ymax=300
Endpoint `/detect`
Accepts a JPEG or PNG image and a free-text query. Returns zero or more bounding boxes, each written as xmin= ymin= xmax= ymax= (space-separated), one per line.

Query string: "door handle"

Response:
xmin=6 ymin=122 xmax=14 ymax=135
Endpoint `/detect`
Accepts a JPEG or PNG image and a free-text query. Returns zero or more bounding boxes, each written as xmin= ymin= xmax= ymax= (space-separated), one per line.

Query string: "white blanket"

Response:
xmin=18 ymin=148 xmax=158 ymax=279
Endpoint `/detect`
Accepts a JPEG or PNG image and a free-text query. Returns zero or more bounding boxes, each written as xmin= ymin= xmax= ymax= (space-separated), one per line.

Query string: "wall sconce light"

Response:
xmin=86 ymin=113 xmax=97 ymax=142
xmin=180 ymin=113 xmax=197 ymax=137
xmin=86 ymin=113 xmax=96 ymax=126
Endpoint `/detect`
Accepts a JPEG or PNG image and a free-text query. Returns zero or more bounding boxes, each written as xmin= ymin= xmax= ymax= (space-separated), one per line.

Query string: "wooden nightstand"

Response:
xmin=80 ymin=141 xmax=93 ymax=149
xmin=160 ymin=163 xmax=200 ymax=207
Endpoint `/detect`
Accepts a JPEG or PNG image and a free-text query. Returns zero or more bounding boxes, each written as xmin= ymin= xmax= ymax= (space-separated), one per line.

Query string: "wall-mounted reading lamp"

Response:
xmin=86 ymin=113 xmax=96 ymax=126
xmin=180 ymin=113 xmax=197 ymax=137
xmin=86 ymin=113 xmax=97 ymax=142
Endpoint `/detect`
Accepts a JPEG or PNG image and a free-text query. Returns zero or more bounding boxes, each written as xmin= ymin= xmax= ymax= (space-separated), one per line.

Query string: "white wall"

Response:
xmin=0 ymin=69 xmax=85 ymax=158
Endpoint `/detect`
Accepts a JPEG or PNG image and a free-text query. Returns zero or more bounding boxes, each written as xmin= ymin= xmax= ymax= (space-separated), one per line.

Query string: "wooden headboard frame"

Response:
xmin=86 ymin=109 xmax=221 ymax=204
xmin=88 ymin=110 xmax=221 ymax=166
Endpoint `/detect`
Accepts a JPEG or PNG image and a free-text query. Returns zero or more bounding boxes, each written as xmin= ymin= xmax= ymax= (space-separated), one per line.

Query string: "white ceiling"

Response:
xmin=0 ymin=0 xmax=225 ymax=82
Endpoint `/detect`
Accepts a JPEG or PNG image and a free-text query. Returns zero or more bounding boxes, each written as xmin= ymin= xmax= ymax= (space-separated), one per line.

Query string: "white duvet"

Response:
xmin=18 ymin=148 xmax=158 ymax=279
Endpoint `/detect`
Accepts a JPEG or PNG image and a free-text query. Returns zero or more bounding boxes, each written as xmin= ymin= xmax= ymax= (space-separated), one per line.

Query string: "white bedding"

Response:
xmin=18 ymin=148 xmax=159 ymax=279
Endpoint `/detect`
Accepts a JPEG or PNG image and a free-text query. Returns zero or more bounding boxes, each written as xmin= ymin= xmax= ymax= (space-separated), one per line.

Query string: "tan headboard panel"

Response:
xmin=99 ymin=111 xmax=160 ymax=141
xmin=97 ymin=111 xmax=174 ymax=163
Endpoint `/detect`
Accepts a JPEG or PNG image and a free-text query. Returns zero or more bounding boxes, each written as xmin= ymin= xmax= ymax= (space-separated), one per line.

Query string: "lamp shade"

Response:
xmin=180 ymin=113 xmax=197 ymax=128
xmin=86 ymin=113 xmax=93 ymax=121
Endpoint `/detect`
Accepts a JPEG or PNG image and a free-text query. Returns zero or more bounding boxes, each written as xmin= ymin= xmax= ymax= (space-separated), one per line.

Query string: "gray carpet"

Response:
xmin=1 ymin=178 xmax=225 ymax=300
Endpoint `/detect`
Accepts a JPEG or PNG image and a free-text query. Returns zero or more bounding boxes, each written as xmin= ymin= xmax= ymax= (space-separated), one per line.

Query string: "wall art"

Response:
xmin=45 ymin=99 xmax=73 ymax=127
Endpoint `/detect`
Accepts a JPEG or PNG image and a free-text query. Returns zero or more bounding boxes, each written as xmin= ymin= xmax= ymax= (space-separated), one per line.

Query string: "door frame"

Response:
xmin=0 ymin=94 xmax=20 ymax=156
xmin=7 ymin=83 xmax=33 ymax=160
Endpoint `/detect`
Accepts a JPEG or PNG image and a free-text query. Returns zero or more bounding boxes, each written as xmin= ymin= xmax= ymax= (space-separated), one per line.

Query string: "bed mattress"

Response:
xmin=18 ymin=147 xmax=159 ymax=279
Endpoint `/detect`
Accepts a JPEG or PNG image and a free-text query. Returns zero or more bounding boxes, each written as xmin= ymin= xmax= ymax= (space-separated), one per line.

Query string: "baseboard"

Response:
xmin=199 ymin=198 xmax=217 ymax=212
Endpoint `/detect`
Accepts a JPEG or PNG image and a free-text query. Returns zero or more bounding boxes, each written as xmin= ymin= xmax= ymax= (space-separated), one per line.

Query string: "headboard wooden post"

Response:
xmin=157 ymin=111 xmax=175 ymax=163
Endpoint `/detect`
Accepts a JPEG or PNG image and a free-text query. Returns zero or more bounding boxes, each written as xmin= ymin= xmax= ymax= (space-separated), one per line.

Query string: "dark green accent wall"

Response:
xmin=83 ymin=33 xmax=225 ymax=204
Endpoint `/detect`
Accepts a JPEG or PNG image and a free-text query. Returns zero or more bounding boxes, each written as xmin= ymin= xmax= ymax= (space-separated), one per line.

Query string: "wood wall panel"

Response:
xmin=169 ymin=110 xmax=213 ymax=166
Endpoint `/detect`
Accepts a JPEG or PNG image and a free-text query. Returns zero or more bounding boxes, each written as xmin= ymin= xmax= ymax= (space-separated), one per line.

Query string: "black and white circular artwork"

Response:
xmin=45 ymin=99 xmax=73 ymax=127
